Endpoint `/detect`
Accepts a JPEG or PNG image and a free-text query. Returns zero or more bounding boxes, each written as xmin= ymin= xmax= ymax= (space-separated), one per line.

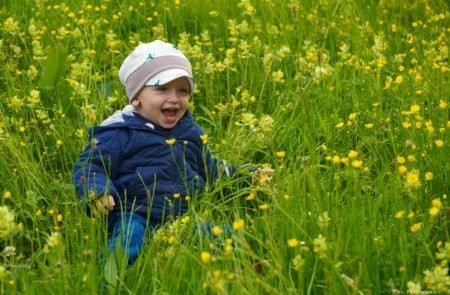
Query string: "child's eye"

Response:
xmin=177 ymin=88 xmax=190 ymax=95
xmin=154 ymin=86 xmax=167 ymax=92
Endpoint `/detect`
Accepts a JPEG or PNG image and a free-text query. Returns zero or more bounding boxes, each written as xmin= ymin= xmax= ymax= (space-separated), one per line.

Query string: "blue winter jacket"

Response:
xmin=73 ymin=108 xmax=234 ymax=221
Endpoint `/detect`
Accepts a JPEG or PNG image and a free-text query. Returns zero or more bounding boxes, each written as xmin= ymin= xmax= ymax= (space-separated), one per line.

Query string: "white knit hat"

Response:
xmin=118 ymin=40 xmax=195 ymax=102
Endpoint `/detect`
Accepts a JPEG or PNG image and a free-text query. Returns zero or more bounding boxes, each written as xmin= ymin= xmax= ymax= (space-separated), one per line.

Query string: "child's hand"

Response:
xmin=252 ymin=168 xmax=275 ymax=185
xmin=92 ymin=195 xmax=115 ymax=217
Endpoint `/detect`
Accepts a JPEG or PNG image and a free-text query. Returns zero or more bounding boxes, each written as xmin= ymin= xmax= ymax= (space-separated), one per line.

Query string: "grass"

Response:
xmin=0 ymin=0 xmax=449 ymax=293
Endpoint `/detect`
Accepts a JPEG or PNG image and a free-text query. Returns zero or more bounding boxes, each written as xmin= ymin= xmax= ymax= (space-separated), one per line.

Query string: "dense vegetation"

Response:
xmin=0 ymin=0 xmax=449 ymax=293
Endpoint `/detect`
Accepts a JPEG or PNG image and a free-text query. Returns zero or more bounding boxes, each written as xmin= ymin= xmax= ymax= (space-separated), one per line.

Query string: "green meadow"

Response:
xmin=0 ymin=0 xmax=449 ymax=293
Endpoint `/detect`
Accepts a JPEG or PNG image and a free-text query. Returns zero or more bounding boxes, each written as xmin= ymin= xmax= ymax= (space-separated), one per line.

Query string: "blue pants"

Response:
xmin=107 ymin=211 xmax=232 ymax=266
xmin=107 ymin=212 xmax=157 ymax=265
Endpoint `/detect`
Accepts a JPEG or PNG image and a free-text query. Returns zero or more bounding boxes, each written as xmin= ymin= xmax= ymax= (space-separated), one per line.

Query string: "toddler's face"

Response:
xmin=132 ymin=77 xmax=190 ymax=129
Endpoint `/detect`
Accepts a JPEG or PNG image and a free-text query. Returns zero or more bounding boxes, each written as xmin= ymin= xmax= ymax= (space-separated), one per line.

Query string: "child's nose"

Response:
xmin=166 ymin=89 xmax=180 ymax=102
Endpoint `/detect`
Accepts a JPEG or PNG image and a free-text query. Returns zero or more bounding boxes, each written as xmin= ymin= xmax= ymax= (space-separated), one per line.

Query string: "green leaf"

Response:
xmin=104 ymin=253 xmax=118 ymax=289
xmin=196 ymin=104 xmax=217 ymax=129
xmin=38 ymin=43 xmax=68 ymax=91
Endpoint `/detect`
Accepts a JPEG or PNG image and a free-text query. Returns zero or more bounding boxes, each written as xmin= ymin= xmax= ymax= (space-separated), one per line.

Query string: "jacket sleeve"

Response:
xmin=73 ymin=127 xmax=122 ymax=201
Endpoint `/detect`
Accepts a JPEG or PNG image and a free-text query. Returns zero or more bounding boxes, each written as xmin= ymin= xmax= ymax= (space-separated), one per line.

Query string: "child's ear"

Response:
xmin=131 ymin=98 xmax=140 ymax=107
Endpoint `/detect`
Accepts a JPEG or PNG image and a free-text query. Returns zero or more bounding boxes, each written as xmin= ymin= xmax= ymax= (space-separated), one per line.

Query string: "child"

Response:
xmin=73 ymin=40 xmax=272 ymax=265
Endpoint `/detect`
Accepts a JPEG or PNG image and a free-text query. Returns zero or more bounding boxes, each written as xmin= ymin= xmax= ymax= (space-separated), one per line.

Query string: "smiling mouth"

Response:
xmin=162 ymin=108 xmax=178 ymax=116
xmin=162 ymin=108 xmax=178 ymax=124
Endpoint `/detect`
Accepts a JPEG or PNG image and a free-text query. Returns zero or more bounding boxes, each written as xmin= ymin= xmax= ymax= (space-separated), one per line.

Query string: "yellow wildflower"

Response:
xmin=259 ymin=203 xmax=269 ymax=210
xmin=46 ymin=232 xmax=60 ymax=247
xmin=224 ymin=240 xmax=233 ymax=254
xmin=2 ymin=17 xmax=20 ymax=35
xmin=351 ymin=160 xmax=363 ymax=168
xmin=348 ymin=150 xmax=358 ymax=159
xmin=332 ymin=155 xmax=341 ymax=164
xmin=406 ymin=281 xmax=422 ymax=294
xmin=165 ymin=138 xmax=176 ymax=145
xmin=423 ymin=265 xmax=450 ymax=293
xmin=365 ymin=123 xmax=374 ymax=129
xmin=410 ymin=222 xmax=422 ymax=233
xmin=406 ymin=140 xmax=415 ymax=150
xmin=348 ymin=112 xmax=357 ymax=120
xmin=406 ymin=34 xmax=414 ymax=44
xmin=336 ymin=122 xmax=344 ymax=128
xmin=439 ymin=100 xmax=447 ymax=109
xmin=3 ymin=191 xmax=11 ymax=199
xmin=425 ymin=172 xmax=433 ymax=181
xmin=396 ymin=156 xmax=406 ymax=164
xmin=272 ymin=70 xmax=285 ymax=84
xmin=232 ymin=219 xmax=245 ymax=230
xmin=313 ymin=234 xmax=327 ymax=259
xmin=406 ymin=171 xmax=420 ymax=187
xmin=429 ymin=207 xmax=439 ymax=217
xmin=395 ymin=211 xmax=405 ymax=219
xmin=226 ymin=48 xmax=236 ymax=56
xmin=287 ymin=238 xmax=299 ymax=248
xmin=318 ymin=211 xmax=331 ymax=228
xmin=200 ymin=134 xmax=208 ymax=144
xmin=410 ymin=104 xmax=420 ymax=114
xmin=398 ymin=165 xmax=408 ymax=175
xmin=246 ymin=193 xmax=255 ymax=201
xmin=385 ymin=76 xmax=393 ymax=88
xmin=168 ymin=236 xmax=176 ymax=244
xmin=432 ymin=198 xmax=442 ymax=209
xmin=292 ymin=255 xmax=305 ymax=271
xmin=0 ymin=206 xmax=16 ymax=238
xmin=181 ymin=216 xmax=190 ymax=223
xmin=435 ymin=140 xmax=444 ymax=147
xmin=200 ymin=251 xmax=212 ymax=264
xmin=395 ymin=75 xmax=403 ymax=84
xmin=276 ymin=151 xmax=286 ymax=158
xmin=212 ymin=226 xmax=223 ymax=236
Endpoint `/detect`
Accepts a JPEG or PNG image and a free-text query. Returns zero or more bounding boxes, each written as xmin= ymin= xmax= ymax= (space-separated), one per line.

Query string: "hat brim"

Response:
xmin=145 ymin=69 xmax=195 ymax=92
